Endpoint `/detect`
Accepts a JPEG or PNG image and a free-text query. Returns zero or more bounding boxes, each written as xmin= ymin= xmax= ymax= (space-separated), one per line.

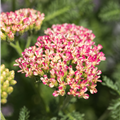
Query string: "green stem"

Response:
xmin=1 ymin=111 xmax=6 ymax=120
xmin=54 ymin=95 xmax=72 ymax=115
xmin=30 ymin=79 xmax=47 ymax=112
xmin=9 ymin=41 xmax=22 ymax=56
xmin=60 ymin=95 xmax=72 ymax=111
xmin=25 ymin=35 xmax=32 ymax=48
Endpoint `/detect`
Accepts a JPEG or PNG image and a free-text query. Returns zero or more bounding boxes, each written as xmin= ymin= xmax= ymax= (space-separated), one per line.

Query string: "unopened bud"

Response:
xmin=1 ymin=64 xmax=5 ymax=72
xmin=10 ymin=80 xmax=17 ymax=85
xmin=7 ymin=87 xmax=13 ymax=94
xmin=0 ymin=31 xmax=6 ymax=41
xmin=1 ymin=99 xmax=7 ymax=104
xmin=10 ymin=70 xmax=15 ymax=76
xmin=5 ymin=68 xmax=9 ymax=73
xmin=1 ymin=64 xmax=16 ymax=104
xmin=2 ymin=71 xmax=7 ymax=77
xmin=2 ymin=80 xmax=9 ymax=91
xmin=0 ymin=76 xmax=4 ymax=84
xmin=54 ymin=81 xmax=58 ymax=87
xmin=2 ymin=92 xmax=7 ymax=98
xmin=7 ymin=77 xmax=12 ymax=81
xmin=3 ymin=80 xmax=9 ymax=87
xmin=8 ymin=72 xmax=15 ymax=80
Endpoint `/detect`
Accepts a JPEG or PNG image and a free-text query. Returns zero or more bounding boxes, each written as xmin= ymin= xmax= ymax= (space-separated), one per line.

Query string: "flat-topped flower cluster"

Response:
xmin=14 ymin=23 xmax=106 ymax=99
xmin=0 ymin=8 xmax=44 ymax=41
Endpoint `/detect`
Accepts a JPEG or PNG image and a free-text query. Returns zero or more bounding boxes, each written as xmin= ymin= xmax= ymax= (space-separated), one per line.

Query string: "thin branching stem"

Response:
xmin=25 ymin=35 xmax=32 ymax=48
xmin=9 ymin=40 xmax=22 ymax=56
xmin=60 ymin=95 xmax=72 ymax=111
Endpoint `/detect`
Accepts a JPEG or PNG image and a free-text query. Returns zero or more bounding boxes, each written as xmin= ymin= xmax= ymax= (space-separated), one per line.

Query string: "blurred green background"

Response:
xmin=1 ymin=0 xmax=120 ymax=120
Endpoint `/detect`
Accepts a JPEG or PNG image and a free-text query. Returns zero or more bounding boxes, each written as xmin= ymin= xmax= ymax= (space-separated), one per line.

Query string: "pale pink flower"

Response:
xmin=0 ymin=8 xmax=44 ymax=41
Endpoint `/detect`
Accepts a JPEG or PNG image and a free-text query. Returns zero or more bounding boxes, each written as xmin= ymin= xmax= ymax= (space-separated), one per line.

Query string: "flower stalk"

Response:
xmin=60 ymin=95 xmax=72 ymax=111
xmin=25 ymin=35 xmax=32 ymax=48
xmin=9 ymin=40 xmax=22 ymax=56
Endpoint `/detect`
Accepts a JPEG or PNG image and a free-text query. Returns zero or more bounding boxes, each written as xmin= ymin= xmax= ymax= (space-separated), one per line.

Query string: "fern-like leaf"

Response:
xmin=99 ymin=1 xmax=120 ymax=21
xmin=37 ymin=0 xmax=93 ymax=31
xmin=102 ymin=76 xmax=120 ymax=95
xmin=51 ymin=111 xmax=84 ymax=120
xmin=108 ymin=98 xmax=120 ymax=120
xmin=60 ymin=111 xmax=84 ymax=120
xmin=18 ymin=106 xmax=30 ymax=120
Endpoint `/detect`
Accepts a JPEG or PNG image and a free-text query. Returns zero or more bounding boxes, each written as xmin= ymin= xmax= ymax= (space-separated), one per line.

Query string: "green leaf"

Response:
xmin=99 ymin=1 xmax=120 ymax=21
xmin=108 ymin=98 xmax=120 ymax=120
xmin=50 ymin=117 xmax=57 ymax=120
xmin=102 ymin=76 xmax=120 ymax=95
xmin=60 ymin=111 xmax=84 ymax=120
xmin=51 ymin=111 xmax=84 ymax=120
xmin=18 ymin=106 xmax=30 ymax=120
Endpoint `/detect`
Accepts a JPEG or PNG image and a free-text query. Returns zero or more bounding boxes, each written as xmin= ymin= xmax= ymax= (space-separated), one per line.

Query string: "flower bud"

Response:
xmin=10 ymin=80 xmax=17 ymax=85
xmin=1 ymin=76 xmax=4 ymax=84
xmin=3 ymin=80 xmax=9 ymax=87
xmin=7 ymin=87 xmax=13 ymax=94
xmin=10 ymin=70 xmax=15 ymax=75
xmin=9 ymin=70 xmax=15 ymax=79
xmin=2 ymin=92 xmax=8 ymax=98
xmin=1 ymin=64 xmax=17 ymax=104
xmin=1 ymin=64 xmax=5 ymax=72
xmin=2 ymin=71 xmax=7 ymax=77
xmin=0 ymin=31 xmax=6 ymax=41
xmin=5 ymin=68 xmax=9 ymax=73
xmin=7 ymin=77 xmax=13 ymax=81
xmin=1 ymin=99 xmax=7 ymax=104
xmin=2 ymin=80 xmax=9 ymax=90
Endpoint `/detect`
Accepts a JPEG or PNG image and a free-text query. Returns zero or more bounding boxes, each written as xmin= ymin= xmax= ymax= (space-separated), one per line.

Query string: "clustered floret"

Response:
xmin=1 ymin=64 xmax=17 ymax=104
xmin=0 ymin=8 xmax=44 ymax=41
xmin=14 ymin=23 xmax=106 ymax=99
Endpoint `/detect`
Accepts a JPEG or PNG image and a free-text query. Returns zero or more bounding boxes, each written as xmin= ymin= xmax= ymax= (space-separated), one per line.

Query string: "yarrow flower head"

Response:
xmin=0 ymin=8 xmax=45 ymax=41
xmin=14 ymin=23 xmax=106 ymax=99
xmin=1 ymin=64 xmax=17 ymax=104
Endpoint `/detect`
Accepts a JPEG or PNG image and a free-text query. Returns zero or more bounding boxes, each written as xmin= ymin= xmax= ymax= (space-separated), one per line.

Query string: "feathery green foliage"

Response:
xmin=108 ymin=98 xmax=120 ymax=120
xmin=99 ymin=1 xmax=120 ymax=21
xmin=37 ymin=0 xmax=94 ymax=31
xmin=18 ymin=106 xmax=30 ymax=120
xmin=51 ymin=111 xmax=84 ymax=120
xmin=102 ymin=75 xmax=120 ymax=120
xmin=102 ymin=76 xmax=120 ymax=95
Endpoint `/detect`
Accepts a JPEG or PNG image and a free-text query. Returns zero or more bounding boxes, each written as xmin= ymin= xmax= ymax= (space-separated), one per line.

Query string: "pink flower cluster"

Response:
xmin=14 ymin=23 xmax=106 ymax=99
xmin=0 ymin=8 xmax=44 ymax=41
